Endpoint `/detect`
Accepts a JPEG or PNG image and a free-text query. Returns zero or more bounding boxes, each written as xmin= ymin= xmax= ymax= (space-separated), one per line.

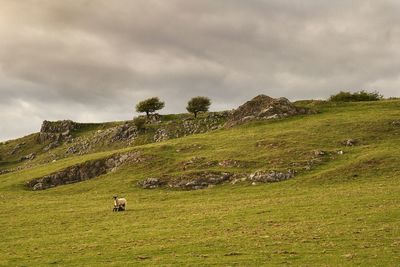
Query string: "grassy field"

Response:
xmin=0 ymin=100 xmax=399 ymax=266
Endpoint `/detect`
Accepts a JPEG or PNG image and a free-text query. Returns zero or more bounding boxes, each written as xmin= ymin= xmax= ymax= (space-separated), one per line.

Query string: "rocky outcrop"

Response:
xmin=181 ymin=157 xmax=250 ymax=170
xmin=146 ymin=114 xmax=162 ymax=124
xmin=342 ymin=139 xmax=358 ymax=146
xmin=248 ymin=170 xmax=295 ymax=183
xmin=0 ymin=169 xmax=11 ymax=175
xmin=153 ymin=112 xmax=230 ymax=142
xmin=226 ymin=95 xmax=311 ymax=126
xmin=110 ymin=122 xmax=138 ymax=142
xmin=66 ymin=140 xmax=91 ymax=155
xmin=20 ymin=153 xmax=36 ymax=162
xmin=154 ymin=128 xmax=169 ymax=142
xmin=38 ymin=120 xmax=77 ymax=144
xmin=65 ymin=123 xmax=138 ymax=155
xmin=180 ymin=112 xmax=230 ymax=134
xmin=9 ymin=142 xmax=25 ymax=155
xmin=139 ymin=169 xmax=296 ymax=190
xmin=138 ymin=171 xmax=233 ymax=190
xmin=218 ymin=159 xmax=245 ymax=168
xmin=43 ymin=141 xmax=60 ymax=152
xmin=26 ymin=151 xmax=146 ymax=190
xmin=138 ymin=177 xmax=167 ymax=189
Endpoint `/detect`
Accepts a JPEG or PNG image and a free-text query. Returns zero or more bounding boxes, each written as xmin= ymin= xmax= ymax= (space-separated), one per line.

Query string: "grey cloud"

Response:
xmin=1 ymin=0 xmax=400 ymax=141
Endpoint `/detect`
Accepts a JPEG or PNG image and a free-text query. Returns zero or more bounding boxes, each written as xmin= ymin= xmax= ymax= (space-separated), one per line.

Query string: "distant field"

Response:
xmin=0 ymin=100 xmax=399 ymax=266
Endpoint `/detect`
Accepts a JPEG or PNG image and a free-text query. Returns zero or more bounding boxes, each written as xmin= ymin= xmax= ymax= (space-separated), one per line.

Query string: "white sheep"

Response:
xmin=113 ymin=196 xmax=127 ymax=212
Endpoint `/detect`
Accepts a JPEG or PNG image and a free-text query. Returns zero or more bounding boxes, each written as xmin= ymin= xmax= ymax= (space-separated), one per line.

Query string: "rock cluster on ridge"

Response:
xmin=225 ymin=94 xmax=311 ymax=126
xmin=38 ymin=120 xmax=77 ymax=144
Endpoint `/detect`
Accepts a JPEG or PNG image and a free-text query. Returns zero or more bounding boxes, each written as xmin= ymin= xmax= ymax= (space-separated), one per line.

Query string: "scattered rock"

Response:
xmin=230 ymin=175 xmax=248 ymax=185
xmin=391 ymin=121 xmax=400 ymax=126
xmin=342 ymin=139 xmax=358 ymax=146
xmin=139 ymin=178 xmax=167 ymax=189
xmin=248 ymin=170 xmax=295 ymax=183
xmin=66 ymin=140 xmax=90 ymax=155
xmin=0 ymin=170 xmax=11 ymax=175
xmin=20 ymin=153 xmax=36 ymax=162
xmin=43 ymin=141 xmax=60 ymax=152
xmin=110 ymin=122 xmax=138 ymax=142
xmin=9 ymin=142 xmax=25 ymax=155
xmin=32 ymin=182 xmax=43 ymax=190
xmin=313 ymin=150 xmax=326 ymax=156
xmin=182 ymin=157 xmax=208 ymax=170
xmin=337 ymin=150 xmax=344 ymax=155
xmin=218 ymin=159 xmax=243 ymax=168
xmin=146 ymin=114 xmax=161 ymax=124
xmin=175 ymin=144 xmax=203 ymax=153
xmin=304 ymin=157 xmax=324 ymax=170
xmin=154 ymin=128 xmax=169 ymax=142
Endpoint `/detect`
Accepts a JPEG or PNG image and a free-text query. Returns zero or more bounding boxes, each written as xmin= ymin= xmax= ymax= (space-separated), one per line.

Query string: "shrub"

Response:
xmin=329 ymin=90 xmax=383 ymax=102
xmin=186 ymin=97 xmax=211 ymax=118
xmin=136 ymin=97 xmax=165 ymax=117
xmin=133 ymin=117 xmax=146 ymax=131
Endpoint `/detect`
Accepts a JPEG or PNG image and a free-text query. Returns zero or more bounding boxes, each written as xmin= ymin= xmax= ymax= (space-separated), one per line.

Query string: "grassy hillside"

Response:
xmin=0 ymin=100 xmax=399 ymax=266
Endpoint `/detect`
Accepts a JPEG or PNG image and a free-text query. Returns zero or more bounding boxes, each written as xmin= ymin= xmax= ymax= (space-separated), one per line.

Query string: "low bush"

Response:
xmin=133 ymin=117 xmax=147 ymax=131
xmin=329 ymin=90 xmax=382 ymax=102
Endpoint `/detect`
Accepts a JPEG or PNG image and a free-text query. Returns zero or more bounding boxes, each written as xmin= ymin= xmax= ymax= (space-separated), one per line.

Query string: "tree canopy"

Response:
xmin=136 ymin=97 xmax=165 ymax=117
xmin=186 ymin=96 xmax=211 ymax=118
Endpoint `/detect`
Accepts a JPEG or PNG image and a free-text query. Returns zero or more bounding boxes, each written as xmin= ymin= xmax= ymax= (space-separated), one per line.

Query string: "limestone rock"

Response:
xmin=26 ymin=151 xmax=145 ymax=190
xmin=226 ymin=95 xmax=311 ymax=126
xmin=110 ymin=122 xmax=138 ymax=142
xmin=313 ymin=150 xmax=326 ymax=156
xmin=342 ymin=139 xmax=358 ymax=146
xmin=139 ymin=178 xmax=166 ymax=189
xmin=154 ymin=128 xmax=169 ymax=142
xmin=43 ymin=141 xmax=60 ymax=152
xmin=20 ymin=153 xmax=36 ymax=161
xmin=9 ymin=142 xmax=25 ymax=155
xmin=38 ymin=120 xmax=77 ymax=144
xmin=249 ymin=170 xmax=295 ymax=183
xmin=218 ymin=159 xmax=243 ymax=168
xmin=139 ymin=171 xmax=233 ymax=190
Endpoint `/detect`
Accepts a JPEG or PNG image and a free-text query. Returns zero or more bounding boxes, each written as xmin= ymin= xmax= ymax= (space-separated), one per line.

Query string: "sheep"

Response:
xmin=113 ymin=196 xmax=127 ymax=212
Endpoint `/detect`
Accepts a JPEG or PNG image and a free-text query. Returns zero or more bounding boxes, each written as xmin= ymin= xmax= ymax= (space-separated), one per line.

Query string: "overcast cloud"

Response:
xmin=1 ymin=0 xmax=400 ymax=141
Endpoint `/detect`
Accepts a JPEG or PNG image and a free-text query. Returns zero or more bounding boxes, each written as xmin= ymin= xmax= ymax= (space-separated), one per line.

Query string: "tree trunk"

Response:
xmin=146 ymin=111 xmax=149 ymax=117
xmin=194 ymin=112 xmax=197 ymax=118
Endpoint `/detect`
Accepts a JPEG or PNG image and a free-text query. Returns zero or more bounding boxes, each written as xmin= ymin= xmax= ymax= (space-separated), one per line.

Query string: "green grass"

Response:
xmin=0 ymin=100 xmax=399 ymax=266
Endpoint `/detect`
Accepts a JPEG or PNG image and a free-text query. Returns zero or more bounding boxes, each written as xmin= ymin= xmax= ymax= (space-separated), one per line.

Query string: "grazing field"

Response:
xmin=1 ymin=100 xmax=399 ymax=266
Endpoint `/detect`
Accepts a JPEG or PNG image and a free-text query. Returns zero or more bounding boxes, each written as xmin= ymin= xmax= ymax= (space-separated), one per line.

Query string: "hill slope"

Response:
xmin=0 ymin=100 xmax=399 ymax=266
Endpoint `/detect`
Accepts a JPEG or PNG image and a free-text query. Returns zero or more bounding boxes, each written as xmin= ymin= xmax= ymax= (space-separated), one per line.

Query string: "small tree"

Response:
xmin=136 ymin=97 xmax=165 ymax=117
xmin=186 ymin=96 xmax=211 ymax=118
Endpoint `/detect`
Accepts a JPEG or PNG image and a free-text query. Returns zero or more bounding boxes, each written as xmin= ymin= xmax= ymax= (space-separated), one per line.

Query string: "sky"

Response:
xmin=1 ymin=0 xmax=400 ymax=141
